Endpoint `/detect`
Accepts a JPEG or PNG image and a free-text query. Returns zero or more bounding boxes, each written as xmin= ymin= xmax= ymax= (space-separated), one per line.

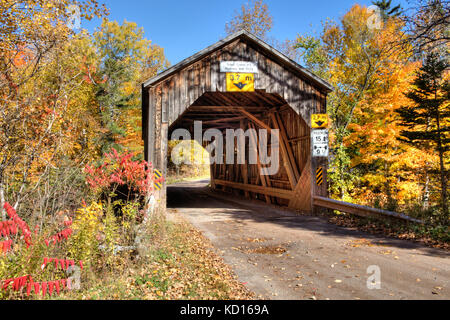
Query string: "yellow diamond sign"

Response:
xmin=311 ymin=114 xmax=328 ymax=129
xmin=226 ymin=73 xmax=255 ymax=92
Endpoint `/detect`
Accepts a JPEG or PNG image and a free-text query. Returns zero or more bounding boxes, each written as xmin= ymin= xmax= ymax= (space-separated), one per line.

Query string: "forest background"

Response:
xmin=0 ymin=0 xmax=448 ymax=299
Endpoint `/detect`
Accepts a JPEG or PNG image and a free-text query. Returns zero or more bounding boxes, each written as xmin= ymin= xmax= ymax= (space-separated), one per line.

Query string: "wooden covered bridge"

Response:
xmin=141 ymin=30 xmax=333 ymax=212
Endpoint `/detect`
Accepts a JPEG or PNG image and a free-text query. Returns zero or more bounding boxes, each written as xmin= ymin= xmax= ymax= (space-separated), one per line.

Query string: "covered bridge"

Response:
xmin=141 ymin=30 xmax=333 ymax=212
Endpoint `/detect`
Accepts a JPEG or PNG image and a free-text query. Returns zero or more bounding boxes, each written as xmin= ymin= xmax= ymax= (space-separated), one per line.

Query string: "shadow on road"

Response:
xmin=167 ymin=179 xmax=449 ymax=259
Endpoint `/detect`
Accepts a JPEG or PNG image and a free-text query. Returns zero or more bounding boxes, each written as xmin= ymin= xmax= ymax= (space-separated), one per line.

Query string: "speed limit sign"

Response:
xmin=312 ymin=129 xmax=329 ymax=157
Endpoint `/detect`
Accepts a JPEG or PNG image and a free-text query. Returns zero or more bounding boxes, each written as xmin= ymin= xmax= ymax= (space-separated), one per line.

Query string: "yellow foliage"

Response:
xmin=68 ymin=202 xmax=103 ymax=265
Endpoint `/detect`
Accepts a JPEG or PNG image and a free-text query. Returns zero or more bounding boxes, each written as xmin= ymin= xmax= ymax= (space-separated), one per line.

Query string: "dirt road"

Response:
xmin=167 ymin=180 xmax=449 ymax=300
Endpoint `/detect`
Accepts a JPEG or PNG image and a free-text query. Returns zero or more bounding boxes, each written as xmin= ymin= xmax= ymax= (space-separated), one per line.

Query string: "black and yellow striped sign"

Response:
xmin=316 ymin=167 xmax=324 ymax=186
xmin=154 ymin=169 xmax=163 ymax=191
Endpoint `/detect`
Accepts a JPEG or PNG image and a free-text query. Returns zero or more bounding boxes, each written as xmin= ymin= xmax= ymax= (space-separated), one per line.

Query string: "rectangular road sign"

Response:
xmin=311 ymin=114 xmax=328 ymax=129
xmin=312 ymin=129 xmax=329 ymax=157
xmin=226 ymin=73 xmax=255 ymax=92
xmin=220 ymin=61 xmax=258 ymax=73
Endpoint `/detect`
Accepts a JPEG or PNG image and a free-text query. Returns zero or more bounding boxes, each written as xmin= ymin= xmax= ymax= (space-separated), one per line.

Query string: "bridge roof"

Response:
xmin=142 ymin=30 xmax=333 ymax=93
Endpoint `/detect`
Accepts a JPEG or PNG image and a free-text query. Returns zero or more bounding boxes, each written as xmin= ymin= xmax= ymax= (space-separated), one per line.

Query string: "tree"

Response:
xmin=0 ymin=0 xmax=106 ymax=217
xmin=296 ymin=5 xmax=408 ymax=200
xmin=372 ymin=0 xmax=402 ymax=19
xmin=401 ymin=0 xmax=449 ymax=53
xmin=345 ymin=60 xmax=429 ymax=211
xmin=92 ymin=19 xmax=168 ymax=154
xmin=225 ymin=0 xmax=273 ymax=39
xmin=396 ymin=53 xmax=449 ymax=216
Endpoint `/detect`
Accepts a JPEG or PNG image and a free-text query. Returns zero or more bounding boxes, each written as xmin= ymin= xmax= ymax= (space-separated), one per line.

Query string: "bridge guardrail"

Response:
xmin=313 ymin=196 xmax=424 ymax=224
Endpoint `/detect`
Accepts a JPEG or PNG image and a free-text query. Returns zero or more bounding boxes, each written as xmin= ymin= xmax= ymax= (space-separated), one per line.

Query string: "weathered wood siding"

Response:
xmin=145 ymin=40 xmax=327 ymax=146
xmin=144 ymin=37 xmax=329 ymax=211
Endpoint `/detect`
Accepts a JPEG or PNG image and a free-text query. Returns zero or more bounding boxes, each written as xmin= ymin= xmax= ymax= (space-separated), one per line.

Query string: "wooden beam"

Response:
xmin=240 ymin=108 xmax=298 ymax=190
xmin=214 ymin=180 xmax=294 ymax=200
xmin=188 ymin=106 xmax=264 ymax=113
xmin=248 ymin=122 xmax=272 ymax=204
xmin=240 ymin=119 xmax=250 ymax=199
xmin=313 ymin=196 xmax=424 ymax=224
xmin=271 ymin=112 xmax=300 ymax=182
xmin=288 ymin=159 xmax=312 ymax=211
xmin=268 ymin=113 xmax=297 ymax=189
xmin=202 ymin=116 xmax=245 ymax=125
xmin=289 ymin=136 xmax=309 ymax=143
xmin=239 ymin=109 xmax=274 ymax=133
xmin=210 ymin=163 xmax=216 ymax=189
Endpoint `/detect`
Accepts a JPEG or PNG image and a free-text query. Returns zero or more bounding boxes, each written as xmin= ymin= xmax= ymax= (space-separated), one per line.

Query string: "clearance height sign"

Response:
xmin=221 ymin=61 xmax=258 ymax=92
xmin=226 ymin=73 xmax=255 ymax=92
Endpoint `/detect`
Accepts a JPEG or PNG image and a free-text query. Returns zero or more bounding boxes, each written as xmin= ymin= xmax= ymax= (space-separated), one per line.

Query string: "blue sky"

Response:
xmin=82 ymin=0 xmax=409 ymax=65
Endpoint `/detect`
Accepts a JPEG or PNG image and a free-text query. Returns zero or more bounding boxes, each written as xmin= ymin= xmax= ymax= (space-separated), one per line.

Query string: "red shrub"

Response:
xmin=84 ymin=149 xmax=159 ymax=198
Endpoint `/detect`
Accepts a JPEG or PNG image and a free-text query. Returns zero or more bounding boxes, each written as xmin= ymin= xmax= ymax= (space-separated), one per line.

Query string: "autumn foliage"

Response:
xmin=0 ymin=202 xmax=82 ymax=299
xmin=84 ymin=148 xmax=157 ymax=198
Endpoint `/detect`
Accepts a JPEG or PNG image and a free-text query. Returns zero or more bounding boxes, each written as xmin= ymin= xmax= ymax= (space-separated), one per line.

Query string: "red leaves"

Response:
xmin=41 ymin=282 xmax=47 ymax=297
xmin=54 ymin=281 xmax=60 ymax=295
xmin=48 ymin=281 xmax=54 ymax=296
xmin=1 ymin=240 xmax=13 ymax=253
xmin=2 ymin=275 xmax=32 ymax=292
xmin=2 ymin=203 xmax=32 ymax=247
xmin=34 ymin=282 xmax=40 ymax=295
xmin=2 ymin=275 xmax=71 ymax=297
xmin=41 ymin=258 xmax=78 ymax=271
xmin=27 ymin=281 xmax=32 ymax=297
xmin=1 ymin=202 xmax=81 ymax=298
xmin=44 ymin=228 xmax=73 ymax=247
xmin=84 ymin=148 xmax=155 ymax=196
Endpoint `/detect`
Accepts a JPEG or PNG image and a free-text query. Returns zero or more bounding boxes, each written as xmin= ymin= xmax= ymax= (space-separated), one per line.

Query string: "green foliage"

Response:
xmin=93 ymin=19 xmax=169 ymax=154
xmin=396 ymin=52 xmax=449 ymax=216
xmin=372 ymin=0 xmax=402 ymax=19
xmin=294 ymin=35 xmax=328 ymax=79
xmin=328 ymin=144 xmax=358 ymax=201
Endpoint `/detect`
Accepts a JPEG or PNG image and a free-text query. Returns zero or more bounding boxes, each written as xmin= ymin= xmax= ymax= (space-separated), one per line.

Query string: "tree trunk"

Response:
xmin=0 ymin=184 xmax=6 ymax=220
xmin=435 ymin=107 xmax=448 ymax=215
xmin=438 ymin=148 xmax=448 ymax=215
xmin=422 ymin=171 xmax=430 ymax=211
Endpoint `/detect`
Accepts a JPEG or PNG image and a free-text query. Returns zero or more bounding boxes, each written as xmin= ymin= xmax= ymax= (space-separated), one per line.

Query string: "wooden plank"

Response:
xmin=154 ymin=85 xmax=162 ymax=169
xmin=240 ymin=119 xmax=250 ymax=199
xmin=147 ymin=87 xmax=155 ymax=163
xmin=273 ymin=112 xmax=300 ymax=181
xmin=313 ymin=196 xmax=424 ymax=224
xmin=161 ymin=82 xmax=168 ymax=124
xmin=288 ymin=159 xmax=312 ymax=211
xmin=248 ymin=122 xmax=272 ymax=204
xmin=239 ymin=109 xmax=273 ymax=133
xmin=214 ymin=180 xmax=294 ymax=200
xmin=202 ymin=116 xmax=245 ymax=125
xmin=210 ymin=163 xmax=216 ymax=189
xmin=270 ymin=112 xmax=299 ymax=189
xmin=168 ymin=78 xmax=174 ymax=124
xmin=241 ymin=108 xmax=297 ymax=190
xmin=289 ymin=136 xmax=309 ymax=143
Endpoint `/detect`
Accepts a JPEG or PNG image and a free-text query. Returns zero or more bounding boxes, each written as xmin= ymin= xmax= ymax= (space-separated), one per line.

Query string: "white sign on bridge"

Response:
xmin=220 ymin=61 xmax=259 ymax=73
xmin=312 ymin=129 xmax=329 ymax=157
